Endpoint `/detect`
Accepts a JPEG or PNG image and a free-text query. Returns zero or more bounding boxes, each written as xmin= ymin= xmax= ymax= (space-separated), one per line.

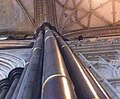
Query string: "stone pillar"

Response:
xmin=15 ymin=30 xmax=44 ymax=99
xmin=11 ymin=63 xmax=28 ymax=99
xmin=0 ymin=78 xmax=10 ymax=99
xmin=5 ymin=68 xmax=23 ymax=99
xmin=47 ymin=0 xmax=57 ymax=27
xmin=34 ymin=0 xmax=44 ymax=27
xmin=42 ymin=25 xmax=77 ymax=99
xmin=34 ymin=0 xmax=57 ymax=28
xmin=53 ymin=30 xmax=110 ymax=99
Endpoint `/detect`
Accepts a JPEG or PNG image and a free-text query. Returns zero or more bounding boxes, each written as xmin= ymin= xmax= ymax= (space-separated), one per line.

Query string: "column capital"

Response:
xmin=8 ymin=68 xmax=23 ymax=83
xmin=36 ymin=22 xmax=51 ymax=33
xmin=0 ymin=78 xmax=10 ymax=92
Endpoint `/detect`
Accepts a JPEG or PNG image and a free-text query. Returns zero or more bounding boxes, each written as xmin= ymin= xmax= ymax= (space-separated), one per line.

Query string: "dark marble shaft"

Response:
xmin=54 ymin=32 xmax=110 ymax=99
xmin=15 ymin=31 xmax=44 ymax=99
xmin=5 ymin=68 xmax=23 ymax=99
xmin=11 ymin=64 xmax=28 ymax=99
xmin=42 ymin=26 xmax=77 ymax=99
xmin=0 ymin=79 xmax=10 ymax=99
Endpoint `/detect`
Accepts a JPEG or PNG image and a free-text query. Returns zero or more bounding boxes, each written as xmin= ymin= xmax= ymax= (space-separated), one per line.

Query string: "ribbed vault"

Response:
xmin=1 ymin=0 xmax=120 ymax=38
xmin=55 ymin=0 xmax=120 ymax=35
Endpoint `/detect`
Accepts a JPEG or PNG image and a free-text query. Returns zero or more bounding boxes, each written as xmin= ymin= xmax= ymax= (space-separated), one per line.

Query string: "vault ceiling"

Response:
xmin=1 ymin=0 xmax=120 ymax=37
xmin=0 ymin=0 xmax=34 ymax=33
xmin=55 ymin=0 xmax=120 ymax=35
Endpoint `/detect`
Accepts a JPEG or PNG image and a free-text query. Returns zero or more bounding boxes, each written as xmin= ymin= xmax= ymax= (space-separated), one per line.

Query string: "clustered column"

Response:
xmin=0 ymin=22 xmax=111 ymax=99
xmin=0 ymin=68 xmax=23 ymax=99
xmin=42 ymin=26 xmax=77 ymax=99
xmin=13 ymin=31 xmax=44 ymax=99
xmin=0 ymin=78 xmax=10 ymax=99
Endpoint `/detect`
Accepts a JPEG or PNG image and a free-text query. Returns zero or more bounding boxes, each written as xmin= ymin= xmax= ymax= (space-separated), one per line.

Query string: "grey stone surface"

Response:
xmin=0 ymin=48 xmax=32 ymax=80
xmin=0 ymin=48 xmax=32 ymax=62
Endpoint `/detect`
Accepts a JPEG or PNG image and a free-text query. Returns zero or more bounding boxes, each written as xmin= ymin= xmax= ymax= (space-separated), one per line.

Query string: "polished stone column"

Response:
xmin=0 ymin=78 xmax=10 ymax=99
xmin=11 ymin=63 xmax=28 ymax=99
xmin=53 ymin=31 xmax=110 ymax=99
xmin=15 ymin=30 xmax=44 ymax=99
xmin=5 ymin=68 xmax=23 ymax=99
xmin=42 ymin=26 xmax=77 ymax=99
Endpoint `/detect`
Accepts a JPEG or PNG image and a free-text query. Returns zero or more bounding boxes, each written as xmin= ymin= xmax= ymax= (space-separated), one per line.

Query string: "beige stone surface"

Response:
xmin=0 ymin=0 xmax=34 ymax=31
xmin=55 ymin=0 xmax=120 ymax=33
